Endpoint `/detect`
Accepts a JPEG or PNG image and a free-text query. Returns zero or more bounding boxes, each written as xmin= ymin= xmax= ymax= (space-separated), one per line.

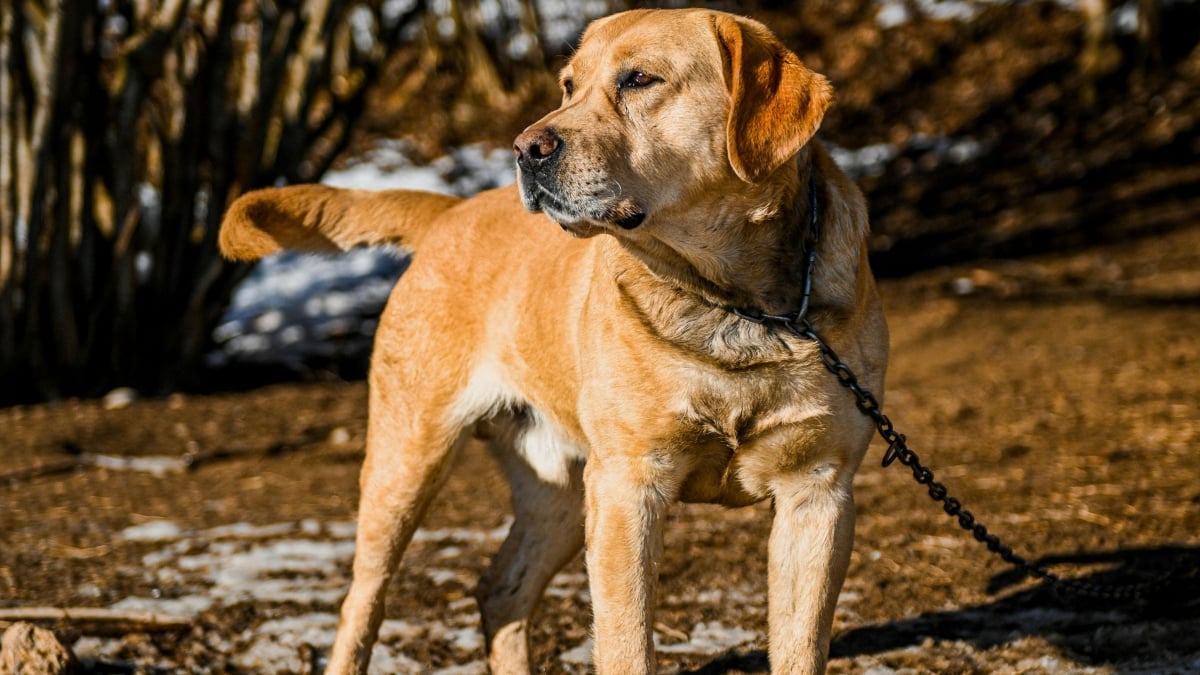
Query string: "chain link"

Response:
xmin=731 ymin=166 xmax=1178 ymax=601
xmin=785 ymin=316 xmax=1171 ymax=601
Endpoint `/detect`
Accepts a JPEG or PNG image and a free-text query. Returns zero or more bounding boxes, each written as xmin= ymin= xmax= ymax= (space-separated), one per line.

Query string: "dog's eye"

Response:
xmin=619 ymin=71 xmax=659 ymax=90
xmin=562 ymin=79 xmax=575 ymax=98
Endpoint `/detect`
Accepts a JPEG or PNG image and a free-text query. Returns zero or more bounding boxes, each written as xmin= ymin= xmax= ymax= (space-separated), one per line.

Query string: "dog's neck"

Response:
xmin=607 ymin=146 xmax=846 ymax=319
xmin=592 ymin=145 xmax=873 ymax=365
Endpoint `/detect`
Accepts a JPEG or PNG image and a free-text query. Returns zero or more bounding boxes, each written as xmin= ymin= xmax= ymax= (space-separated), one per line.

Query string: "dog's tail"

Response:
xmin=219 ymin=184 xmax=462 ymax=261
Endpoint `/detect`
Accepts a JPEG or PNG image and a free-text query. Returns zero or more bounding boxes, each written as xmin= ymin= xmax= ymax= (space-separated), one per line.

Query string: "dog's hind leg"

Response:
xmin=326 ymin=379 xmax=470 ymax=675
xmin=476 ymin=412 xmax=585 ymax=674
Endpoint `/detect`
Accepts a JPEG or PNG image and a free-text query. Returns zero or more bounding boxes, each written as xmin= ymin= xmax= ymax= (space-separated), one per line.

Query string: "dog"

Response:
xmin=218 ymin=8 xmax=887 ymax=674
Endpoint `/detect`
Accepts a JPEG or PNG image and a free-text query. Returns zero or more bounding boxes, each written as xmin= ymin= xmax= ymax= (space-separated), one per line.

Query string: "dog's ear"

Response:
xmin=218 ymin=185 xmax=460 ymax=261
xmin=715 ymin=14 xmax=833 ymax=184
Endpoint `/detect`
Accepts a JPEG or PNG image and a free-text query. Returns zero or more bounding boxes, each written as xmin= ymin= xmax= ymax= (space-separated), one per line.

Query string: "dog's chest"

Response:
xmin=669 ymin=362 xmax=832 ymax=504
xmin=683 ymin=365 xmax=822 ymax=440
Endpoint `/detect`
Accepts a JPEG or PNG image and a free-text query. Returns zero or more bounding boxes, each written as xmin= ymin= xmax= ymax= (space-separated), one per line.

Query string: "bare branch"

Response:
xmin=0 ymin=608 xmax=192 ymax=635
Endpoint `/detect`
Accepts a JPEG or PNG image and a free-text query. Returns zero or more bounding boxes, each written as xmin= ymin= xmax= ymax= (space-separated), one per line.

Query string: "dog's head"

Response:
xmin=515 ymin=9 xmax=832 ymax=237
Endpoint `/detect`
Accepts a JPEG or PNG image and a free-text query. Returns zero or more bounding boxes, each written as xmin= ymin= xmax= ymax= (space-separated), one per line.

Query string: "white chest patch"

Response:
xmin=451 ymin=359 xmax=586 ymax=488
xmin=515 ymin=408 xmax=587 ymax=487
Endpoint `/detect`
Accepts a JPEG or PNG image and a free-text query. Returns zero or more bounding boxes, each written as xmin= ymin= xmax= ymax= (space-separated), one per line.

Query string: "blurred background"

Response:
xmin=2 ymin=0 xmax=1197 ymax=404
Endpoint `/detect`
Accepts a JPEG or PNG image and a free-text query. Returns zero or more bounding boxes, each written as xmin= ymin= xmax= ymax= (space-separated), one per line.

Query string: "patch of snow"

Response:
xmin=365 ymin=649 xmax=429 ymax=675
xmin=829 ymin=142 xmax=901 ymax=179
xmin=915 ymin=0 xmax=987 ymax=22
xmin=136 ymin=182 xmax=161 ymax=238
xmin=447 ymin=597 xmax=478 ymax=613
xmin=873 ymin=0 xmax=1025 ymax=27
xmin=244 ymin=612 xmax=339 ymax=646
xmin=443 ymin=626 xmax=484 ymax=653
xmin=376 ymin=618 xmax=432 ymax=643
xmin=120 ymin=520 xmax=184 ymax=542
xmin=534 ymin=0 xmax=604 ymax=50
xmin=875 ymin=3 xmax=911 ymax=28
xmin=436 ymin=545 xmax=465 ymax=559
xmin=665 ymin=583 xmax=758 ymax=607
xmin=507 ymin=31 xmax=535 ymax=59
xmin=201 ymin=521 xmax=296 ymax=540
xmin=252 ymin=309 xmax=285 ymax=333
xmin=121 ymin=516 xmax=510 ymax=642
xmin=545 ymin=571 xmax=588 ymax=598
xmin=412 ymin=520 xmax=512 ymax=544
xmin=233 ymin=610 xmax=487 ymax=672
xmin=559 ymin=637 xmax=593 ymax=666
xmin=88 ymin=453 xmax=188 ymax=477
xmin=321 ymin=140 xmax=514 ymax=195
xmin=1112 ymin=2 xmax=1140 ymax=33
xmin=135 ymin=251 xmax=152 ymax=282
xmin=655 ymin=621 xmax=758 ymax=655
xmin=326 ymin=520 xmax=358 ymax=539
xmin=236 ymin=613 xmax=428 ymax=675
xmin=1013 ymin=654 xmax=1091 ymax=672
xmin=382 ymin=0 xmax=419 ymax=27
xmin=110 ymin=594 xmax=213 ymax=617
xmin=424 ymin=568 xmax=466 ymax=586
xmin=349 ymin=6 xmax=377 ymax=53
xmin=72 ymin=636 xmax=125 ymax=663
xmin=175 ymin=538 xmax=355 ymax=604
xmin=233 ymin=637 xmax=309 ymax=674
xmin=322 ymin=159 xmax=448 ymax=193
xmin=14 ymin=216 xmax=27 ymax=253
xmin=828 ymin=134 xmax=992 ymax=179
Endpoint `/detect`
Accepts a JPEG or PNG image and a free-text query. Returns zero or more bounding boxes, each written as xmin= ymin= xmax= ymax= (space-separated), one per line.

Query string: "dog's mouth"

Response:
xmin=613 ymin=210 xmax=646 ymax=230
xmin=519 ymin=172 xmax=646 ymax=234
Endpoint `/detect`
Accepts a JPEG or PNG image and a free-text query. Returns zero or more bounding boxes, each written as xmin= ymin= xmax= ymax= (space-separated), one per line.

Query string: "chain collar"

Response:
xmin=726 ymin=171 xmax=821 ymax=331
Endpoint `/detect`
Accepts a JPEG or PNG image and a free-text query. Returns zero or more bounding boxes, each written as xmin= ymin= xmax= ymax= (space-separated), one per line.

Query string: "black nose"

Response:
xmin=514 ymin=126 xmax=562 ymax=173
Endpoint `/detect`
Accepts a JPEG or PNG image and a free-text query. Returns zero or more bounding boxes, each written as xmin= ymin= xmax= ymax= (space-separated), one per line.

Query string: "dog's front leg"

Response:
xmin=584 ymin=455 xmax=672 ymax=674
xmin=766 ymin=470 xmax=856 ymax=674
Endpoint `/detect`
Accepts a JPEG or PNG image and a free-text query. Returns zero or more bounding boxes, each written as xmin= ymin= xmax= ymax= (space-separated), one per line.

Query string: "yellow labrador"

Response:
xmin=219 ymin=8 xmax=887 ymax=674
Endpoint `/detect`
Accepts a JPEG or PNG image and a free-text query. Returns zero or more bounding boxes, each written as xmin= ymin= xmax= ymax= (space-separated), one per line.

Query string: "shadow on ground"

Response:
xmin=683 ymin=545 xmax=1200 ymax=674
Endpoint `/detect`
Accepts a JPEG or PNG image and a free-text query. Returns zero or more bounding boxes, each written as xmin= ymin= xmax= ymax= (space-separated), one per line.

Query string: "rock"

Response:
xmin=102 ymin=387 xmax=138 ymax=410
xmin=0 ymin=622 xmax=77 ymax=675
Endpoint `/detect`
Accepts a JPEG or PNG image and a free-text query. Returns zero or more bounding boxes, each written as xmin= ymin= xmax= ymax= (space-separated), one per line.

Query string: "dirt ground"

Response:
xmin=4 ymin=2 xmax=1200 ymax=673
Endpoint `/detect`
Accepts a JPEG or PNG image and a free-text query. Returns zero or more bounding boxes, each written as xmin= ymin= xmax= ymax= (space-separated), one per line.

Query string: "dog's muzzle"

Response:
xmin=515 ymin=125 xmax=565 ymax=214
xmin=514 ymin=124 xmax=646 ymax=232
xmin=514 ymin=125 xmax=563 ymax=177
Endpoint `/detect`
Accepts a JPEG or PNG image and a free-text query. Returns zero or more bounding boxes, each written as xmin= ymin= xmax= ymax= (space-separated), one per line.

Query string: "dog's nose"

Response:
xmin=514 ymin=126 xmax=562 ymax=172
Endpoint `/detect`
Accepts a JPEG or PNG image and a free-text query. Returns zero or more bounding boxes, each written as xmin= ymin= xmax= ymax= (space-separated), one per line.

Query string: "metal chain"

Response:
xmin=784 ymin=314 xmax=1170 ymax=601
xmin=729 ymin=167 xmax=1173 ymax=601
